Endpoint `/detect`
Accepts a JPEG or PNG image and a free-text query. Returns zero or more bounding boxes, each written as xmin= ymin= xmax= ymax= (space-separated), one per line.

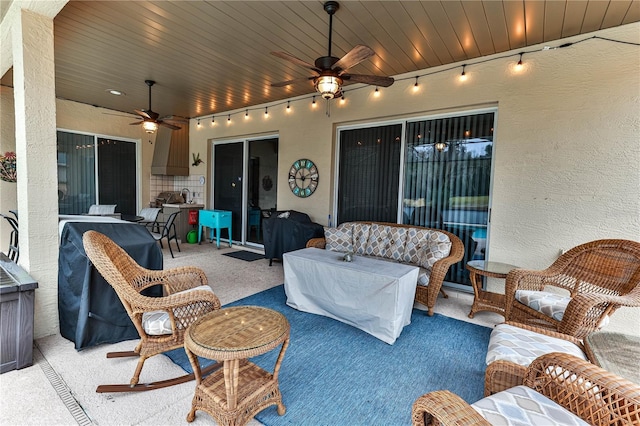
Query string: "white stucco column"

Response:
xmin=12 ymin=8 xmax=60 ymax=338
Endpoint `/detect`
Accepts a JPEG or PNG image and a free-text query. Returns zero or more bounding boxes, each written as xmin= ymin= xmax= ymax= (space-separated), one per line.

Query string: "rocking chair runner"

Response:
xmin=82 ymin=230 xmax=222 ymax=392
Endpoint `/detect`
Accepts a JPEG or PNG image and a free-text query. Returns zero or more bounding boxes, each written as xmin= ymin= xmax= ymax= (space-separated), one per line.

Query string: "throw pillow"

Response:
xmin=324 ymin=224 xmax=354 ymax=253
xmin=419 ymin=231 xmax=452 ymax=270
xmin=352 ymin=223 xmax=372 ymax=255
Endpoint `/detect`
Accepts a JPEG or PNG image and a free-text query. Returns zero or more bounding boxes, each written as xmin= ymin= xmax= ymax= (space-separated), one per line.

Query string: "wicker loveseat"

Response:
xmin=306 ymin=221 xmax=464 ymax=315
xmin=412 ymin=352 xmax=640 ymax=425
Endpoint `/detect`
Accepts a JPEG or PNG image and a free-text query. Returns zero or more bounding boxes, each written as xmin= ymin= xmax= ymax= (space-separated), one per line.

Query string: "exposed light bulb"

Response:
xmin=264 ymin=107 xmax=269 ymax=117
xmin=312 ymin=96 xmax=317 ymax=108
xmin=459 ymin=65 xmax=467 ymax=82
xmin=211 ymin=116 xmax=215 ymax=126
xmin=227 ymin=114 xmax=231 ymax=124
xmin=197 ymin=119 xmax=201 ymax=127
xmin=374 ymin=87 xmax=380 ymax=97
xmin=515 ymin=53 xmax=524 ymax=71
xmin=245 ymin=109 xmax=249 ymax=119
xmin=413 ymin=76 xmax=419 ymax=92
xmin=340 ymin=93 xmax=346 ymax=104
xmin=286 ymin=101 xmax=291 ymax=112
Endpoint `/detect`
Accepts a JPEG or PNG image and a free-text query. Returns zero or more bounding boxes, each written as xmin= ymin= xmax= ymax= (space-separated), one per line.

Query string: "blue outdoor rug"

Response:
xmin=165 ymin=285 xmax=491 ymax=425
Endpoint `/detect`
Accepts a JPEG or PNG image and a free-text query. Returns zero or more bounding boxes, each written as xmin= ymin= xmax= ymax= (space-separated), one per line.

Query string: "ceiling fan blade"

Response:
xmin=332 ymin=45 xmax=375 ymax=74
xmin=271 ymin=51 xmax=321 ymax=72
xmin=158 ymin=121 xmax=181 ymax=130
xmin=343 ymin=73 xmax=395 ymax=87
xmin=130 ymin=121 xmax=143 ymax=125
xmin=271 ymin=76 xmax=315 ymax=88
xmin=134 ymin=109 xmax=151 ymax=119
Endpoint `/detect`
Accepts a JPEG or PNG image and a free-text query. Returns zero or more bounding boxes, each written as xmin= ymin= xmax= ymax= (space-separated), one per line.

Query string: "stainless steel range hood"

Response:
xmin=151 ymin=124 xmax=190 ymax=176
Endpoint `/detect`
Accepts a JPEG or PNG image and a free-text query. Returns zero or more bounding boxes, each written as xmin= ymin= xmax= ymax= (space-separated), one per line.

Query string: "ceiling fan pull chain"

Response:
xmin=326 ymin=98 xmax=331 ymax=117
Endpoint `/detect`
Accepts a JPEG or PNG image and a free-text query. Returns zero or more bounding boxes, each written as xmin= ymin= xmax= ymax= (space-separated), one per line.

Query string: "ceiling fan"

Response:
xmin=270 ymin=1 xmax=394 ymax=100
xmin=131 ymin=80 xmax=181 ymax=133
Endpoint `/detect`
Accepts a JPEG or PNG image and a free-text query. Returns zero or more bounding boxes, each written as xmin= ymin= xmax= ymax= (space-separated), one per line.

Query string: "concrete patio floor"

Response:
xmin=0 ymin=241 xmax=502 ymax=425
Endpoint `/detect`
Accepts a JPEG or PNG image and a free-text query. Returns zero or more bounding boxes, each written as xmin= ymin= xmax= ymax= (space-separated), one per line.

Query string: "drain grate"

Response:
xmin=35 ymin=344 xmax=93 ymax=426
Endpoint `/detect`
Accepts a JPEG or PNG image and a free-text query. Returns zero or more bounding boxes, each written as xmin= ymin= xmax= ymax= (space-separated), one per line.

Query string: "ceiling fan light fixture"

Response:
xmin=435 ymin=141 xmax=447 ymax=152
xmin=315 ymin=75 xmax=343 ymax=99
xmin=142 ymin=120 xmax=158 ymax=134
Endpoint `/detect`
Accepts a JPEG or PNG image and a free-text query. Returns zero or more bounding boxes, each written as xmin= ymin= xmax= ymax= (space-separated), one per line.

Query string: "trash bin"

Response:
xmin=0 ymin=253 xmax=38 ymax=373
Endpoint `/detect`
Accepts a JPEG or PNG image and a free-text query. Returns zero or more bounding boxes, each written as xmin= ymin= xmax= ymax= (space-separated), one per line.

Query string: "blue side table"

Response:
xmin=198 ymin=210 xmax=232 ymax=248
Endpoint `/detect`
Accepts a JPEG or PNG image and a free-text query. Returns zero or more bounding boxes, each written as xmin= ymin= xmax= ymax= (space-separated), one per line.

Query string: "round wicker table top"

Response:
xmin=466 ymin=260 xmax=519 ymax=278
xmin=185 ymin=305 xmax=290 ymax=361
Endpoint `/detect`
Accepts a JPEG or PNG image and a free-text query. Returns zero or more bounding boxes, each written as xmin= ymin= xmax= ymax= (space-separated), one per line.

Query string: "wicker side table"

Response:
xmin=467 ymin=260 xmax=518 ymax=319
xmin=184 ymin=306 xmax=290 ymax=425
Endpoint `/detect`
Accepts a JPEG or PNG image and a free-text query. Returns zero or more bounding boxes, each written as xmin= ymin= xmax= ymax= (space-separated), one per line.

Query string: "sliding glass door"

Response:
xmin=213 ymin=136 xmax=278 ymax=247
xmin=336 ymin=111 xmax=495 ymax=287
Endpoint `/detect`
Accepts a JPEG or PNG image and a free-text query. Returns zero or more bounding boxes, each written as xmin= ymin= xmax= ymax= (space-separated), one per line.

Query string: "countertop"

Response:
xmin=162 ymin=203 xmax=205 ymax=208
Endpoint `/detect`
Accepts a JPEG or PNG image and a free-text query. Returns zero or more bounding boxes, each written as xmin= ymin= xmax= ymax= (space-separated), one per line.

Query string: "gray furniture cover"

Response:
xmin=262 ymin=210 xmax=324 ymax=266
xmin=58 ymin=222 xmax=163 ymax=350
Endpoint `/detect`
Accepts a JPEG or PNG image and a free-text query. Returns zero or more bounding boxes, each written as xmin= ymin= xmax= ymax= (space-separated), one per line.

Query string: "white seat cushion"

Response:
xmin=471 ymin=385 xmax=590 ymax=425
xmin=515 ymin=290 xmax=610 ymax=327
xmin=486 ymin=323 xmax=586 ymax=366
xmin=141 ymin=285 xmax=214 ymax=336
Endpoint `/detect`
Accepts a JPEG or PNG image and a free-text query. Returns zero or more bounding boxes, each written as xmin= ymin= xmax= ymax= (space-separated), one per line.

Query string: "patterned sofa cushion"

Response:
xmin=384 ymin=226 xmax=408 ymax=261
xmin=419 ymin=230 xmax=452 ymax=270
xmin=402 ymin=228 xmax=432 ymax=265
xmin=471 ymin=385 xmax=589 ymax=425
xmin=515 ymin=290 xmax=571 ymax=322
xmin=324 ymin=223 xmax=354 ymax=253
xmin=141 ymin=285 xmax=214 ymax=336
xmin=352 ymin=223 xmax=372 ymax=255
xmin=417 ymin=268 xmax=431 ymax=287
xmin=365 ymin=223 xmax=389 ymax=257
xmin=486 ymin=323 xmax=586 ymax=366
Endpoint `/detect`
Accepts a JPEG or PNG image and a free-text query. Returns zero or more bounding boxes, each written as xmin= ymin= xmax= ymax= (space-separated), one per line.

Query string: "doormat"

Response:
xmin=222 ymin=250 xmax=265 ymax=262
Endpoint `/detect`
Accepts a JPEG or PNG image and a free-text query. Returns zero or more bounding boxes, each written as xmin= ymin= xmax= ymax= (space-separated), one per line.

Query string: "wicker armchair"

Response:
xmin=82 ymin=230 xmax=222 ymax=392
xmin=412 ymin=352 xmax=640 ymax=425
xmin=505 ymin=239 xmax=640 ymax=339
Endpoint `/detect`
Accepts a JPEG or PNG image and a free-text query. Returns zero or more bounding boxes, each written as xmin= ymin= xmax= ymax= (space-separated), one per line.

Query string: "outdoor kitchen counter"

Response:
xmin=160 ymin=204 xmax=204 ymax=243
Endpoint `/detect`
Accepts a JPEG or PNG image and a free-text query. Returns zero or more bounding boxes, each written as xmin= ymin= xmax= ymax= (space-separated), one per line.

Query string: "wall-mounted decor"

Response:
xmin=192 ymin=152 xmax=203 ymax=167
xmin=262 ymin=175 xmax=273 ymax=191
xmin=0 ymin=152 xmax=17 ymax=183
xmin=288 ymin=158 xmax=318 ymax=198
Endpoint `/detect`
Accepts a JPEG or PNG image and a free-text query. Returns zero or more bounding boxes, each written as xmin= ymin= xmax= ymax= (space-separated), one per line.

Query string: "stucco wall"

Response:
xmin=190 ymin=23 xmax=640 ymax=336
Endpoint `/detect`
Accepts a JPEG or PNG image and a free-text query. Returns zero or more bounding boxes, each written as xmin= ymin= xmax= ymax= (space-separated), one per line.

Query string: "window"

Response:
xmin=57 ymin=131 xmax=138 ymax=215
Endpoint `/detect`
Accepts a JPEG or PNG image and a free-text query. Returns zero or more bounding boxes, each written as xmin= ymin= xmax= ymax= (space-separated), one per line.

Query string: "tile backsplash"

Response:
xmin=149 ymin=174 xmax=206 ymax=205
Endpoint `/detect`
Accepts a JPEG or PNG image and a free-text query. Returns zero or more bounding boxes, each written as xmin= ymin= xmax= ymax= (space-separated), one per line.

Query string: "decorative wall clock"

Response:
xmin=288 ymin=158 xmax=319 ymax=198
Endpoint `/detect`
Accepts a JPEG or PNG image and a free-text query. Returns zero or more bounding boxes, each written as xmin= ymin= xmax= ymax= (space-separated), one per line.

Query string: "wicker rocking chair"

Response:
xmin=505 ymin=239 xmax=640 ymax=340
xmin=82 ymin=230 xmax=222 ymax=392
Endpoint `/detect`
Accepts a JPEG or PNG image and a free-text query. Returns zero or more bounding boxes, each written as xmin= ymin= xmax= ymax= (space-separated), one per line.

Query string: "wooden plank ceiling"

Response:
xmin=2 ymin=0 xmax=638 ymax=120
